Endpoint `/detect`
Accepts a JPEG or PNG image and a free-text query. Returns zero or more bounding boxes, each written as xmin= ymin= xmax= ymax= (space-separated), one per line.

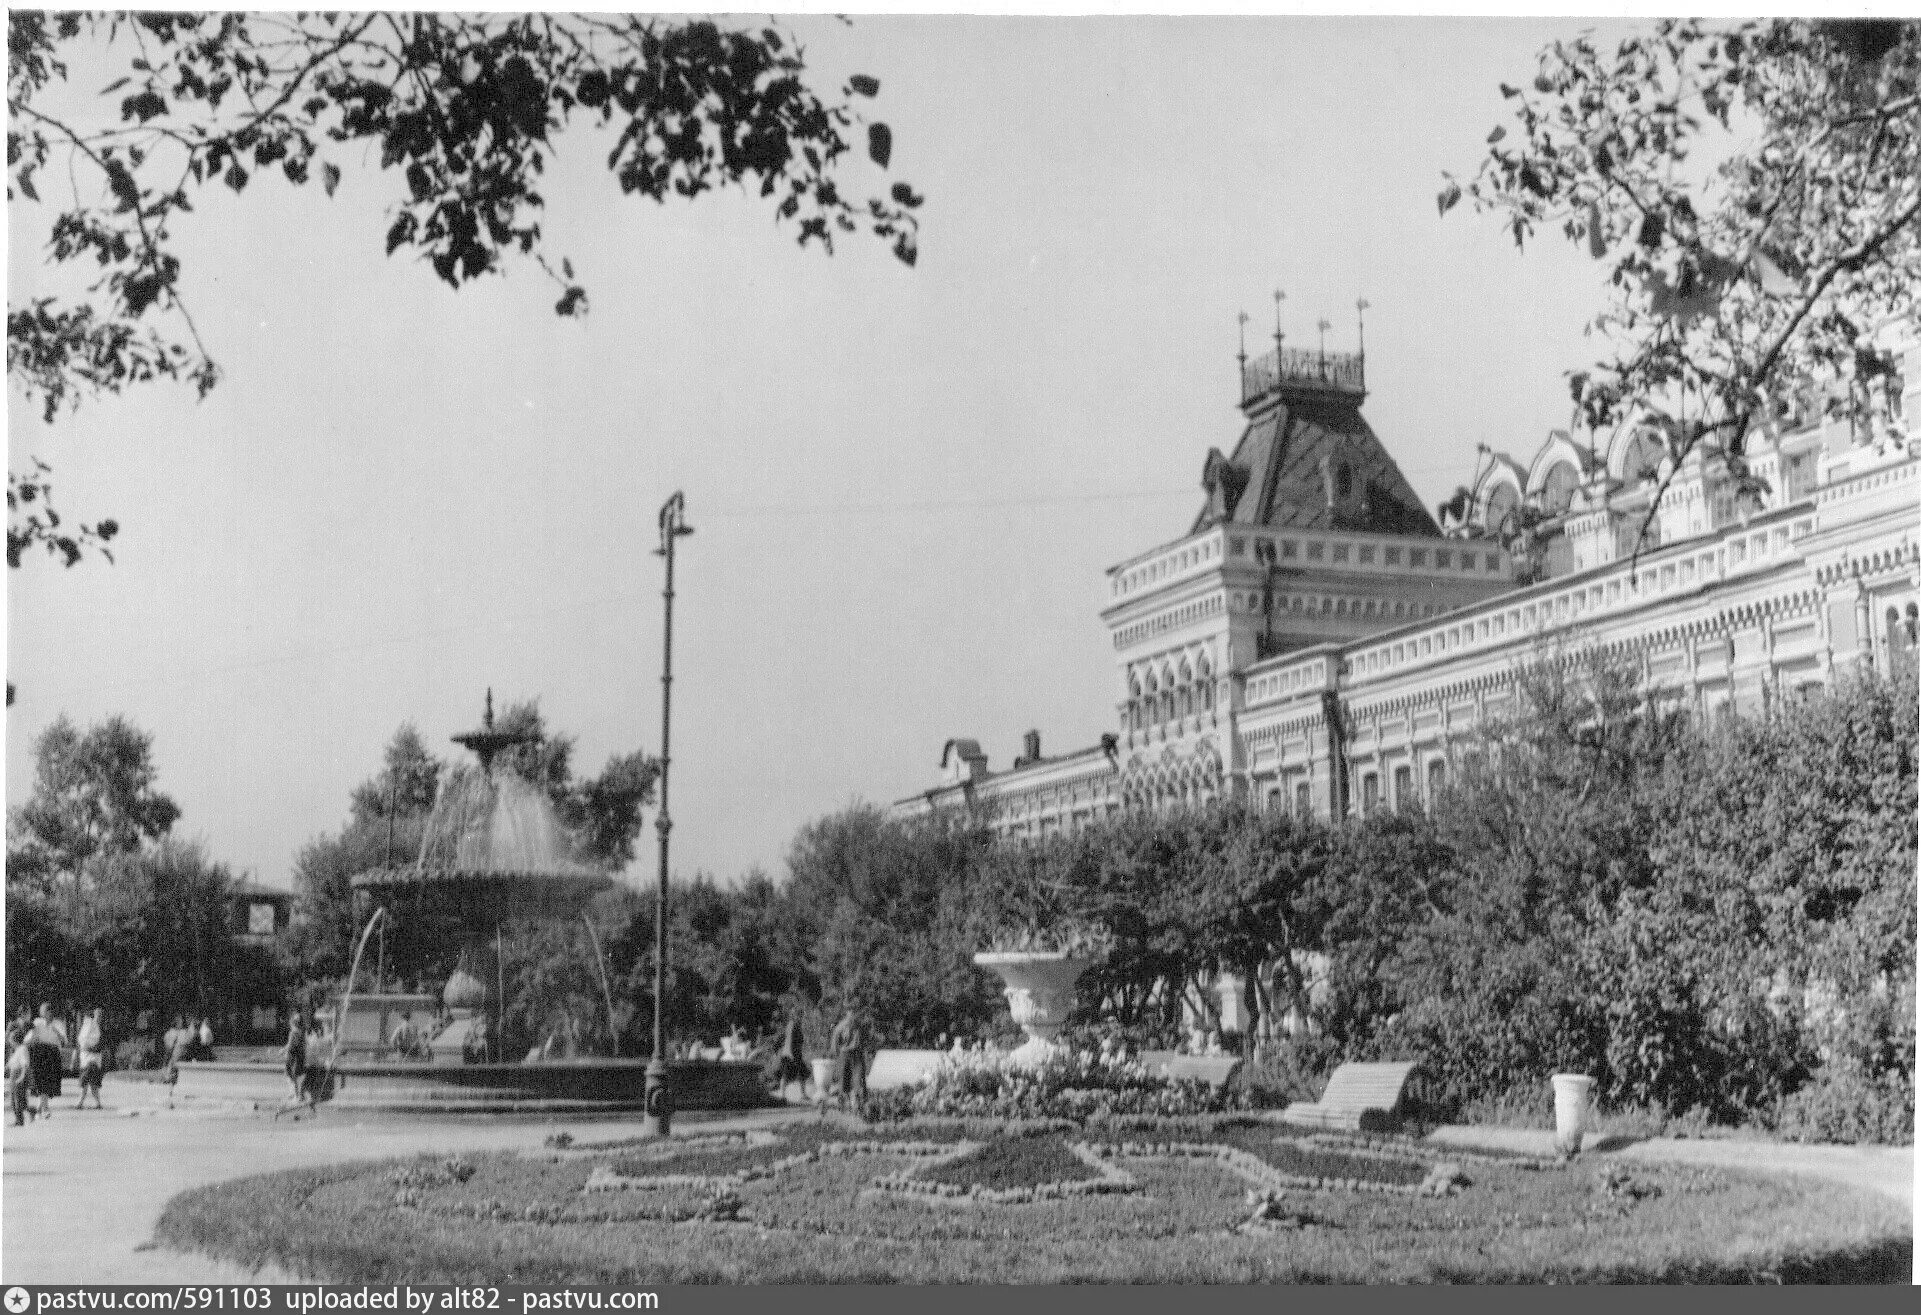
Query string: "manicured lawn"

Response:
xmin=153 ymin=1118 xmax=1911 ymax=1283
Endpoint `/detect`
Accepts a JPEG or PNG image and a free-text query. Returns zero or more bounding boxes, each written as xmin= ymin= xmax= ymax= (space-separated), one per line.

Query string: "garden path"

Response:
xmin=1426 ymin=1125 xmax=1914 ymax=1205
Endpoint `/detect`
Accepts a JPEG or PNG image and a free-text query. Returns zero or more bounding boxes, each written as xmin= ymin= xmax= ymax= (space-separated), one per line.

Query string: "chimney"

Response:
xmin=1017 ymin=729 xmax=1042 ymax=767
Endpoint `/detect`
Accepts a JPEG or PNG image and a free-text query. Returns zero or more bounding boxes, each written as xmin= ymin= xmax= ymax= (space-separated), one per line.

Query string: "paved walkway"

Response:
xmin=1 ymin=1087 xmax=809 ymax=1284
xmin=1426 ymin=1124 xmax=1915 ymax=1205
xmin=3 ymin=1094 xmax=1910 ymax=1283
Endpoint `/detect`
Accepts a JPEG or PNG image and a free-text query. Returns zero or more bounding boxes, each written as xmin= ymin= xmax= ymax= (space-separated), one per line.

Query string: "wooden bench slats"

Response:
xmin=1280 ymin=1061 xmax=1417 ymax=1132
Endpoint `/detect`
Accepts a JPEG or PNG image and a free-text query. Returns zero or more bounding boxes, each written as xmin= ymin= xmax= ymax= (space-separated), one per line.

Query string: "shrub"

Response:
xmin=1231 ymin=1037 xmax=1342 ymax=1108
xmin=1774 ymin=1066 xmax=1916 ymax=1146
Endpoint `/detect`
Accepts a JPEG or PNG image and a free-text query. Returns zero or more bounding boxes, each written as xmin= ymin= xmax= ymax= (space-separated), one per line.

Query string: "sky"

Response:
xmin=8 ymin=14 xmax=1639 ymax=892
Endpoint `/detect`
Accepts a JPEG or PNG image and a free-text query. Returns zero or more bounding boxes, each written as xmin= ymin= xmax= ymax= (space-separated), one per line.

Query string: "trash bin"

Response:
xmin=1551 ymin=1073 xmax=1595 ymax=1155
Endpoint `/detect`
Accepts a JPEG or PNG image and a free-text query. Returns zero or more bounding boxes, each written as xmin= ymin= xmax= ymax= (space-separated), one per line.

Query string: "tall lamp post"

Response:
xmin=645 ymin=491 xmax=693 ymax=1137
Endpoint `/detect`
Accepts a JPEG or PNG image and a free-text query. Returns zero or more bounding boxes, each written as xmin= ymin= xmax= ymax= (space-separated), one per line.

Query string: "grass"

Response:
xmin=153 ymin=1121 xmax=1912 ymax=1284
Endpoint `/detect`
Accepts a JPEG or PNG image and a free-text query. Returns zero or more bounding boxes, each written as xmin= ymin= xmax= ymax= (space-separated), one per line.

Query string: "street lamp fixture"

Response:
xmin=645 ymin=490 xmax=694 ymax=1137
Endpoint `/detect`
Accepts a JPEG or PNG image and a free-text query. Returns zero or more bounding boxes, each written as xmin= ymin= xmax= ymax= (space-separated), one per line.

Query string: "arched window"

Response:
xmin=1484 ymin=483 xmax=1521 ymax=539
xmin=1540 ymin=461 xmax=1580 ymax=515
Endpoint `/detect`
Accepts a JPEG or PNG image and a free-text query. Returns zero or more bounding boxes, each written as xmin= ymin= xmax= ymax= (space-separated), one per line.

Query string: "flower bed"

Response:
xmin=918 ymin=1134 xmax=1104 ymax=1190
xmin=862 ymin=1047 xmax=1241 ymax=1122
xmin=1080 ymin=1136 xmax=1455 ymax=1198
xmin=871 ymin=1135 xmax=1138 ymax=1206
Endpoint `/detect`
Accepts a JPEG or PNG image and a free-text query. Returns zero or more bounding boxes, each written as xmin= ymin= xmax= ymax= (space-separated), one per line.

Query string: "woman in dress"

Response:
xmin=27 ymin=1003 xmax=67 ymax=1119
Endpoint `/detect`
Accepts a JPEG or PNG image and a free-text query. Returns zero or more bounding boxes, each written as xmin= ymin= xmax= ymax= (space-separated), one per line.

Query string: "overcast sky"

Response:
xmin=9 ymin=14 xmax=1642 ymax=891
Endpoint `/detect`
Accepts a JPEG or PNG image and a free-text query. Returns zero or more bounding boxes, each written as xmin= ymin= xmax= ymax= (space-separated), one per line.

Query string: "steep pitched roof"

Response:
xmin=1194 ymin=394 xmax=1439 ymax=538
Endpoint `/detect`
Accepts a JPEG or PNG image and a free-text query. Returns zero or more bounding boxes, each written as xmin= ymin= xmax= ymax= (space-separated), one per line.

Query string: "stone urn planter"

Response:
xmin=810 ymin=1056 xmax=837 ymax=1106
xmin=973 ymin=951 xmax=1095 ymax=1068
xmin=1551 ymin=1073 xmax=1595 ymax=1155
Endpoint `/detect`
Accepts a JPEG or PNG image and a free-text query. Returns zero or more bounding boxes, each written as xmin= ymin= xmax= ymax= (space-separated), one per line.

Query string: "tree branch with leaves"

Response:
xmin=8 ymin=11 xmax=922 ymax=566
xmin=1442 ymin=19 xmax=1918 ymax=500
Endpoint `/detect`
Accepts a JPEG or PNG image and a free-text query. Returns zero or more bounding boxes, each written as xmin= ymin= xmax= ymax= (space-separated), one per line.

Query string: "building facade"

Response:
xmin=895 ymin=324 xmax=1920 ymax=835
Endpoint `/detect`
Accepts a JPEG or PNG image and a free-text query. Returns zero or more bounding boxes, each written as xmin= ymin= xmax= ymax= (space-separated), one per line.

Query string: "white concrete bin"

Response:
xmin=1551 ymin=1073 xmax=1595 ymax=1155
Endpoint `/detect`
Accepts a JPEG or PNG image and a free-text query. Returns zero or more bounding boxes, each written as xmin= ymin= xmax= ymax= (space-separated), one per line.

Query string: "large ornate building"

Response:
xmin=895 ymin=322 xmax=1919 ymax=836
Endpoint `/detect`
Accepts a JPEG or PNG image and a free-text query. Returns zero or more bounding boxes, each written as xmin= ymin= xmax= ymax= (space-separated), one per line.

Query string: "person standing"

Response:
xmin=771 ymin=1013 xmax=808 ymax=1102
xmin=196 ymin=1016 xmax=215 ymax=1060
xmin=165 ymin=1016 xmax=195 ymax=1087
xmin=75 ymin=1008 xmax=105 ymax=1110
xmin=27 ymin=1003 xmax=67 ymax=1119
xmin=388 ymin=1012 xmax=419 ymax=1060
xmin=828 ymin=1008 xmax=868 ymax=1113
xmin=282 ymin=1012 xmax=308 ymax=1104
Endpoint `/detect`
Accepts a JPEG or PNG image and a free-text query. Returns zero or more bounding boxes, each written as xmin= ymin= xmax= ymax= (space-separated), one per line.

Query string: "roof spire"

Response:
xmin=1356 ymin=297 xmax=1370 ymax=390
xmin=1272 ymin=289 xmax=1286 ymax=353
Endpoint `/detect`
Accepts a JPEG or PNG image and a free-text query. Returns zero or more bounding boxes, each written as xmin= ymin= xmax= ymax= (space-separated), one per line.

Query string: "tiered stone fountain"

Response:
xmin=172 ymin=695 xmax=765 ymax=1113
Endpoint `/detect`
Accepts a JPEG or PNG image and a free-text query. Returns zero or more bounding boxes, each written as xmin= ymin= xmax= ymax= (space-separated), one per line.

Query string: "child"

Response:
xmin=6 ymin=1027 xmax=32 ymax=1126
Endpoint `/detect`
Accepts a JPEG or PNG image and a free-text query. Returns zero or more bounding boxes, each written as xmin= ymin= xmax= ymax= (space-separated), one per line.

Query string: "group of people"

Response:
xmin=281 ymin=1010 xmax=331 ymax=1113
xmin=764 ymin=1009 xmax=869 ymax=1111
xmin=6 ymin=1003 xmax=106 ymax=1122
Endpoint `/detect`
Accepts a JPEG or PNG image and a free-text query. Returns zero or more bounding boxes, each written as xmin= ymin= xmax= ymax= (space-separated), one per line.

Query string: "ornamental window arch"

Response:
xmin=1527 ymin=430 xmax=1590 ymax=516
xmin=1538 ymin=460 xmax=1581 ymax=515
xmin=1473 ymin=457 xmax=1527 ymax=540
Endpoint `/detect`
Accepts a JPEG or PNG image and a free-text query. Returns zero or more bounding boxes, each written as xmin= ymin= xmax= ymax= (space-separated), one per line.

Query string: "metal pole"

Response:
xmin=646 ymin=491 xmax=693 ymax=1136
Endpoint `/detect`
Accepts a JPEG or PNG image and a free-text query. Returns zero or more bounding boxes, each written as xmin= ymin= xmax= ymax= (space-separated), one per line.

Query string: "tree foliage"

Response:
xmin=3 ymin=717 xmax=275 ymax=1033
xmin=1315 ymin=651 xmax=1915 ymax=1137
xmin=6 ymin=711 xmax=180 ymax=898
xmin=7 ymin=10 xmax=921 ymax=565
xmin=1447 ymin=19 xmax=1918 ymax=503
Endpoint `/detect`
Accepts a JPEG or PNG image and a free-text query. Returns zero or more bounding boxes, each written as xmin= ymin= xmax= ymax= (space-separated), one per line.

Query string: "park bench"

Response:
xmin=1278 ymin=1060 xmax=1419 ymax=1132
xmin=865 ymin=1049 xmax=947 ymax=1091
xmin=1139 ymin=1050 xmax=1243 ymax=1090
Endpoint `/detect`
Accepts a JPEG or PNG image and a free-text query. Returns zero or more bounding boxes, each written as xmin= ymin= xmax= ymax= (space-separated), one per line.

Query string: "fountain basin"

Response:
xmin=169 ymin=1057 xmax=770 ymax=1114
